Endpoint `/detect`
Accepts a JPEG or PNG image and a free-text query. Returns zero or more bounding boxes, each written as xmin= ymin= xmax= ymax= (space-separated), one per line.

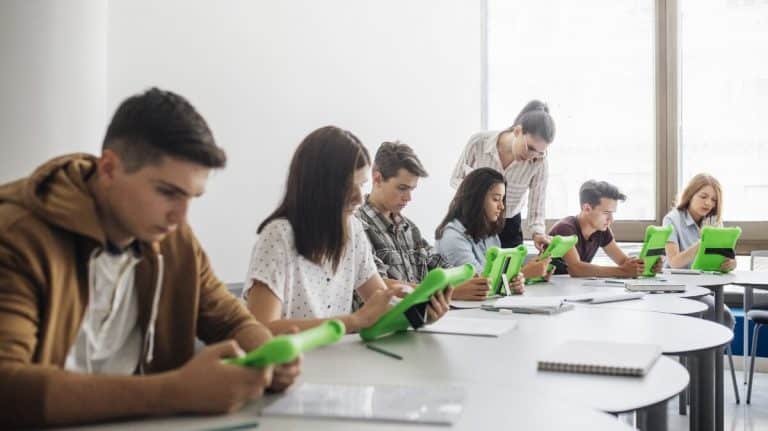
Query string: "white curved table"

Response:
xmin=452 ymin=275 xmax=710 ymax=316
xmin=454 ymin=306 xmax=731 ymax=431
xmin=65 ymin=382 xmax=635 ymax=431
xmin=579 ymin=295 xmax=707 ymax=316
xmin=54 ymin=286 xmax=733 ymax=431
xmin=535 ymin=274 xmax=712 ymax=300
xmin=522 ymin=276 xmax=709 ymax=316
xmin=132 ymin=307 xmax=699 ymax=431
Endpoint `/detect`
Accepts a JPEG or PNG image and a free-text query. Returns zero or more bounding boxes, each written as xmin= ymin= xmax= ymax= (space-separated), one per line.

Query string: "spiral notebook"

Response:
xmin=537 ymin=340 xmax=662 ymax=377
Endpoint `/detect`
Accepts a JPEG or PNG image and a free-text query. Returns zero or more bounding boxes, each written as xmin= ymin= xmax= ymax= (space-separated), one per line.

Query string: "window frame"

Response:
xmin=482 ymin=0 xmax=768 ymax=251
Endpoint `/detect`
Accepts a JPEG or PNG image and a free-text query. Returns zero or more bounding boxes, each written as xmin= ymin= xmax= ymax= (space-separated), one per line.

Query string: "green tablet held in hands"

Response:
xmin=638 ymin=225 xmax=674 ymax=277
xmin=481 ymin=245 xmax=527 ymax=296
xmin=359 ymin=264 xmax=474 ymax=342
xmin=224 ymin=319 xmax=345 ymax=368
xmin=526 ymin=235 xmax=578 ymax=284
xmin=691 ymin=226 xmax=742 ymax=273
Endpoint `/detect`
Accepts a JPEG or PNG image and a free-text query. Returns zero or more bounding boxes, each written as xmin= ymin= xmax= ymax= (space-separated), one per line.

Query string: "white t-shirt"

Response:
xmin=65 ymin=249 xmax=143 ymax=375
xmin=244 ymin=217 xmax=378 ymax=319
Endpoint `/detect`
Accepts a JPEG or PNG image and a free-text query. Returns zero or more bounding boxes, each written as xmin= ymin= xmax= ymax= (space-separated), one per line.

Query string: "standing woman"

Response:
xmin=450 ymin=100 xmax=555 ymax=250
xmin=243 ymin=126 xmax=451 ymax=334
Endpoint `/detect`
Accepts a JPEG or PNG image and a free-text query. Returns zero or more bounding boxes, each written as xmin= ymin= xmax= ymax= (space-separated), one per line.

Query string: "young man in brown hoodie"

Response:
xmin=0 ymin=88 xmax=299 ymax=428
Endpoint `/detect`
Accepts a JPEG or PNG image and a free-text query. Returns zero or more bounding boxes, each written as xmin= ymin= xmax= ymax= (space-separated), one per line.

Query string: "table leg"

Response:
xmin=714 ymin=286 xmax=724 ymax=431
xmin=696 ymin=349 xmax=715 ymax=431
xmin=638 ymin=400 xmax=668 ymax=431
xmin=715 ymin=346 xmax=724 ymax=431
xmin=689 ymin=354 xmax=698 ymax=431
xmin=744 ymin=285 xmax=753 ymax=384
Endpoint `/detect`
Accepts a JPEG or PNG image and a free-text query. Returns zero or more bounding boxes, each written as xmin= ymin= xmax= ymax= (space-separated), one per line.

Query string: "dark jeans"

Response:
xmin=499 ymin=214 xmax=523 ymax=248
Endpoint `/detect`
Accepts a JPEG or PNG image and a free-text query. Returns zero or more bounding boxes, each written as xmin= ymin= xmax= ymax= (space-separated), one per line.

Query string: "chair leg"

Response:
xmin=748 ymin=323 xmax=761 ymax=404
xmin=726 ymin=345 xmax=740 ymax=404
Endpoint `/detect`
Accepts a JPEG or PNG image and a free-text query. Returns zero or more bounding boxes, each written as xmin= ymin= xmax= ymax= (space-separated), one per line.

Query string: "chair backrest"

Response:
xmin=751 ymin=250 xmax=768 ymax=271
xmin=226 ymin=282 xmax=245 ymax=299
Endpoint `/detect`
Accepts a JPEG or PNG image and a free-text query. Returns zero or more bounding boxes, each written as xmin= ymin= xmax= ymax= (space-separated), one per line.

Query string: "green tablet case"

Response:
xmin=481 ymin=245 xmax=527 ymax=296
xmin=638 ymin=225 xmax=674 ymax=277
xmin=526 ymin=235 xmax=578 ymax=284
xmin=224 ymin=320 xmax=345 ymax=368
xmin=359 ymin=264 xmax=474 ymax=341
xmin=691 ymin=226 xmax=742 ymax=272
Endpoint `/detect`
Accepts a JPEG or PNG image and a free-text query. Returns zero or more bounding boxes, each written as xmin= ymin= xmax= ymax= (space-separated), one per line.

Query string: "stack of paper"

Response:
xmin=492 ymin=296 xmax=573 ymax=314
xmin=624 ymin=278 xmax=685 ymax=293
xmin=263 ymin=382 xmax=466 ymax=425
xmin=416 ymin=316 xmax=517 ymax=337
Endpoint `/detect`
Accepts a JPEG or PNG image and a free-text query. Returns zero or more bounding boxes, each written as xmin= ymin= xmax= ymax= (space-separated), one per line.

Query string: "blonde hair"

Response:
xmin=676 ymin=173 xmax=723 ymax=225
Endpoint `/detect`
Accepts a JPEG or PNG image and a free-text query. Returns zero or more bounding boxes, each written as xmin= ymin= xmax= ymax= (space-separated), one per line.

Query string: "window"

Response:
xmin=679 ymin=0 xmax=768 ymax=222
xmin=487 ymin=0 xmax=656 ymax=221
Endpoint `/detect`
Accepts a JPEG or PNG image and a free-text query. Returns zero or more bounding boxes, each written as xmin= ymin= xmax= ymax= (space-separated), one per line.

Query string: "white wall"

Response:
xmin=0 ymin=0 xmax=107 ymax=182
xmin=0 ymin=1 xmax=481 ymax=282
xmin=108 ymin=0 xmax=482 ymax=282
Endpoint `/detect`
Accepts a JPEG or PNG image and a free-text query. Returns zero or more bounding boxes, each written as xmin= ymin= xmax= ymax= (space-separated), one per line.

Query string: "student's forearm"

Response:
xmin=44 ymin=370 xmax=180 ymax=426
xmin=266 ymin=313 xmax=364 ymax=335
xmin=668 ymin=246 xmax=698 ymax=268
xmin=233 ymin=322 xmax=274 ymax=351
xmin=568 ymin=262 xmax=626 ymax=278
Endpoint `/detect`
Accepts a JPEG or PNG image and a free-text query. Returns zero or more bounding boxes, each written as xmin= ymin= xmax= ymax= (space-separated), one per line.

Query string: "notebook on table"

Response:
xmin=262 ymin=382 xmax=466 ymax=425
xmin=537 ymin=340 xmax=662 ymax=377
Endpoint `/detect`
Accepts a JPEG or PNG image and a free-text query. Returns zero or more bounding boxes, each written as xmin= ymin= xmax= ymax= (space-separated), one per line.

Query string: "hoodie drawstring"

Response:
xmin=143 ymin=253 xmax=164 ymax=369
xmin=83 ymin=248 xmax=100 ymax=374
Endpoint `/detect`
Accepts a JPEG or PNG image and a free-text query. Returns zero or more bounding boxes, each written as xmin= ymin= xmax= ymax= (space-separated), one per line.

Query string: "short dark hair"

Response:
xmin=259 ymin=126 xmax=370 ymax=272
xmin=507 ymin=100 xmax=556 ymax=144
xmin=579 ymin=180 xmax=627 ymax=207
xmin=373 ymin=141 xmax=428 ymax=180
xmin=103 ymin=87 xmax=225 ymax=172
xmin=435 ymin=168 xmax=506 ymax=242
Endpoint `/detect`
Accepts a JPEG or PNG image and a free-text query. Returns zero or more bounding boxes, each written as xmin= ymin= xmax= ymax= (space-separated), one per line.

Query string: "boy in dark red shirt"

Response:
xmin=549 ymin=180 xmax=661 ymax=277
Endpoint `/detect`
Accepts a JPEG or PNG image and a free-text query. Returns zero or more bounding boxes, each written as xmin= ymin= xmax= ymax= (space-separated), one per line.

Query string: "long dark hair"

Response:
xmin=506 ymin=100 xmax=556 ymax=144
xmin=435 ymin=167 xmax=506 ymax=242
xmin=259 ymin=126 xmax=370 ymax=272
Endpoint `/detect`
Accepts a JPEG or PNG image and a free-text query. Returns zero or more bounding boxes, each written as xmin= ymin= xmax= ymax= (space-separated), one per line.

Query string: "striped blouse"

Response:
xmin=449 ymin=131 xmax=548 ymax=236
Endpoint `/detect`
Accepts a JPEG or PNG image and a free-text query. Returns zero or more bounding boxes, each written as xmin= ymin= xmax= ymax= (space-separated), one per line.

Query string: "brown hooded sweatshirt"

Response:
xmin=0 ymin=154 xmax=269 ymax=428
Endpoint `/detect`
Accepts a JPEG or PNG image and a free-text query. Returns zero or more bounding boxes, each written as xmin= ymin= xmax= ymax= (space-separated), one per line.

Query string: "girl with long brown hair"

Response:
xmin=244 ymin=126 xmax=451 ymax=333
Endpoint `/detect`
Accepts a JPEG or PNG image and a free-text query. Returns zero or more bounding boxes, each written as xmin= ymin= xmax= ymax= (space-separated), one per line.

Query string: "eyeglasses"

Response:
xmin=524 ymin=136 xmax=548 ymax=158
xmin=526 ymin=144 xmax=546 ymax=158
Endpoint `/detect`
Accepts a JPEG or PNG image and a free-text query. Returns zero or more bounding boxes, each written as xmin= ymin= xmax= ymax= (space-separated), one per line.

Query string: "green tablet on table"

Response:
xmin=638 ymin=225 xmax=673 ymax=277
xmin=527 ymin=235 xmax=578 ymax=284
xmin=359 ymin=264 xmax=474 ymax=341
xmin=691 ymin=226 xmax=741 ymax=273
xmin=480 ymin=245 xmax=527 ymax=296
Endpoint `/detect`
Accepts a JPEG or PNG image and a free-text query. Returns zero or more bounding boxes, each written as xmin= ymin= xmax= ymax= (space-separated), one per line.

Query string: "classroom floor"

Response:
xmin=667 ymin=370 xmax=768 ymax=431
